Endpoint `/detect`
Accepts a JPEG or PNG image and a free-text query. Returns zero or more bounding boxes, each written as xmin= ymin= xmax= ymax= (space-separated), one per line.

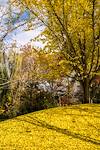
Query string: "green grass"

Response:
xmin=0 ymin=104 xmax=100 ymax=150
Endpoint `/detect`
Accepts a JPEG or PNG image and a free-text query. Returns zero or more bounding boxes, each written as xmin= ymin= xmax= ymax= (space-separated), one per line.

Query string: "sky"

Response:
xmin=0 ymin=0 xmax=8 ymax=6
xmin=0 ymin=0 xmax=44 ymax=48
xmin=10 ymin=28 xmax=44 ymax=47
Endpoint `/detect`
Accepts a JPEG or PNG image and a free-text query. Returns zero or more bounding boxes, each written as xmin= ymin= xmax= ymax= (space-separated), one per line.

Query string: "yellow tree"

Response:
xmin=19 ymin=0 xmax=100 ymax=103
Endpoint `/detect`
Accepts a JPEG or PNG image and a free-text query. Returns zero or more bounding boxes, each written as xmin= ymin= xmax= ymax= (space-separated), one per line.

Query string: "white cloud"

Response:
xmin=0 ymin=0 xmax=8 ymax=6
xmin=32 ymin=41 xmax=44 ymax=48
xmin=13 ymin=28 xmax=44 ymax=47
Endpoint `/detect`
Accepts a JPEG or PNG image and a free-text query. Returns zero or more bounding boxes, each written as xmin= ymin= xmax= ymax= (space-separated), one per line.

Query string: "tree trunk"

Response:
xmin=82 ymin=78 xmax=90 ymax=103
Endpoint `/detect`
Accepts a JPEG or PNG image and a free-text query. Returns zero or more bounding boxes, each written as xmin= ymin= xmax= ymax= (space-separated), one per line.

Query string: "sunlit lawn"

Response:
xmin=0 ymin=104 xmax=100 ymax=150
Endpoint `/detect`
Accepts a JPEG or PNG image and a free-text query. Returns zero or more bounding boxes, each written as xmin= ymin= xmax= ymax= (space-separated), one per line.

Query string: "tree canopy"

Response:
xmin=19 ymin=0 xmax=100 ymax=103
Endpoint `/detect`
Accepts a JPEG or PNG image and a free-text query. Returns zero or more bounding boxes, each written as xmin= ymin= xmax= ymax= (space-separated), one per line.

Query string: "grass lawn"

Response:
xmin=0 ymin=104 xmax=100 ymax=150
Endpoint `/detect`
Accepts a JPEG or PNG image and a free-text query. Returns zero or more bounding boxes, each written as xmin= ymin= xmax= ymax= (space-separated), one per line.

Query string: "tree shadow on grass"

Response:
xmin=16 ymin=116 xmax=100 ymax=146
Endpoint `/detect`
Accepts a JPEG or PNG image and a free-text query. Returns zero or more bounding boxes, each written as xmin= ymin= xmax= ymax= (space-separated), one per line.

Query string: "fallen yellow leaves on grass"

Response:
xmin=0 ymin=104 xmax=100 ymax=150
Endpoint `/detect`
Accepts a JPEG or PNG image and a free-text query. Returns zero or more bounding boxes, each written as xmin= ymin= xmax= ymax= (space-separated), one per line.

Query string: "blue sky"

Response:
xmin=0 ymin=0 xmax=8 ymax=6
xmin=12 ymin=10 xmax=30 ymax=24
xmin=0 ymin=0 xmax=43 ymax=47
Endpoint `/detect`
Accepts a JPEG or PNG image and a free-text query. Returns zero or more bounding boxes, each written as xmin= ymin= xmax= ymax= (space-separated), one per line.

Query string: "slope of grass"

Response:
xmin=0 ymin=104 xmax=100 ymax=150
